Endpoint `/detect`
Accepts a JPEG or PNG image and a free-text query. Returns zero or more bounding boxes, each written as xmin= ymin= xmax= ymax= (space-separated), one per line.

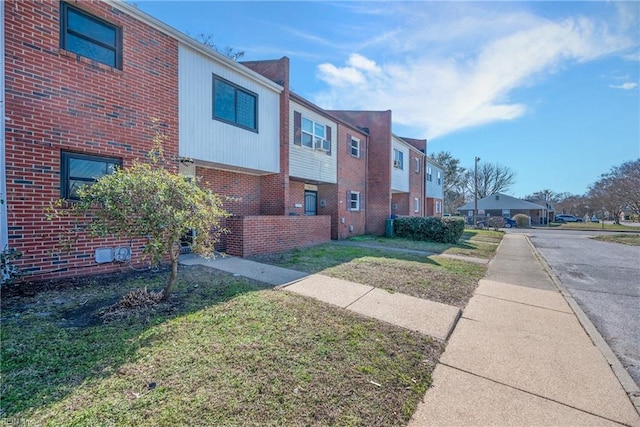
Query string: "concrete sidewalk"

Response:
xmin=410 ymin=233 xmax=640 ymax=426
xmin=285 ymin=274 xmax=460 ymax=341
xmin=180 ymin=253 xmax=461 ymax=341
xmin=179 ymin=253 xmax=308 ymax=286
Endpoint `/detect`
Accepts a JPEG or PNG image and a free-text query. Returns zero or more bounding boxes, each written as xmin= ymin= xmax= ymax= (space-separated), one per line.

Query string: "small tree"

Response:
xmin=48 ymin=123 xmax=229 ymax=299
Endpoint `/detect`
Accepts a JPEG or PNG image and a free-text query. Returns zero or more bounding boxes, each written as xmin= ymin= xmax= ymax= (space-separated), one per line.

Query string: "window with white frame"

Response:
xmin=393 ymin=149 xmax=403 ymax=169
xmin=350 ymin=137 xmax=360 ymax=157
xmin=437 ymin=171 xmax=442 ymax=185
xmin=414 ymin=197 xmax=420 ymax=213
xmin=436 ymin=201 xmax=442 ymax=214
xmin=414 ymin=158 xmax=420 ymax=173
xmin=426 ymin=166 xmax=432 ymax=182
xmin=302 ymin=117 xmax=330 ymax=152
xmin=349 ymin=191 xmax=360 ymax=211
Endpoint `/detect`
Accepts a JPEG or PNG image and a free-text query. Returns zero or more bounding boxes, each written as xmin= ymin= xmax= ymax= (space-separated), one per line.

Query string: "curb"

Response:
xmin=523 ymin=234 xmax=640 ymax=416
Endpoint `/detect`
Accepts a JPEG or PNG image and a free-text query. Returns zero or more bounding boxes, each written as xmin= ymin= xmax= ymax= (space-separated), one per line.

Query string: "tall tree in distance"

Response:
xmin=429 ymin=151 xmax=467 ymax=213
xmin=524 ymin=189 xmax=561 ymax=203
xmin=588 ymin=159 xmax=640 ymax=223
xmin=463 ymin=161 xmax=516 ymax=199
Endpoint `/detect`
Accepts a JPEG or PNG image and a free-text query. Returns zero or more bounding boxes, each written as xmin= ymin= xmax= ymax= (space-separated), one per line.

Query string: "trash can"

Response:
xmin=385 ymin=218 xmax=394 ymax=237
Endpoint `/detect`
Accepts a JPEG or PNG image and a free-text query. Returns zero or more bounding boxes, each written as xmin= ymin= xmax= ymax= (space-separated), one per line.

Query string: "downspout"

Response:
xmin=0 ymin=3 xmax=8 ymax=251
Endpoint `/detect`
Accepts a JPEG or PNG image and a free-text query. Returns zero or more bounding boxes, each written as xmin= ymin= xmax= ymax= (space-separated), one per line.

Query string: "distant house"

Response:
xmin=457 ymin=193 xmax=549 ymax=224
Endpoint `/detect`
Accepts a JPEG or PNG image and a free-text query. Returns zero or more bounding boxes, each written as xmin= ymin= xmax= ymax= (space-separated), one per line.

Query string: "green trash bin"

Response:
xmin=385 ymin=218 xmax=394 ymax=237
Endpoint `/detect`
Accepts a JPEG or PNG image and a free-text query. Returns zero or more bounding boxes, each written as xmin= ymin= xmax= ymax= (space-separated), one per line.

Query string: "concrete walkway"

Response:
xmin=179 ymin=252 xmax=461 ymax=341
xmin=410 ymin=233 xmax=640 ymax=427
xmin=179 ymin=253 xmax=308 ymax=286
xmin=285 ymin=274 xmax=460 ymax=341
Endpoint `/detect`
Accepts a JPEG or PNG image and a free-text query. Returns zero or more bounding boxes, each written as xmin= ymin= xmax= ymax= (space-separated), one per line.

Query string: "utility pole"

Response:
xmin=474 ymin=156 xmax=480 ymax=227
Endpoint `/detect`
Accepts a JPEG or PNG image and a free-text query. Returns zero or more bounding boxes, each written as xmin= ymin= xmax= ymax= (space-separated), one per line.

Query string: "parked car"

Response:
xmin=503 ymin=217 xmax=517 ymax=228
xmin=590 ymin=216 xmax=599 ymax=223
xmin=555 ymin=214 xmax=583 ymax=223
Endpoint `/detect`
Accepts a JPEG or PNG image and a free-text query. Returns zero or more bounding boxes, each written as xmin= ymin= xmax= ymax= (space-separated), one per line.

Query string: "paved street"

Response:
xmin=515 ymin=228 xmax=640 ymax=387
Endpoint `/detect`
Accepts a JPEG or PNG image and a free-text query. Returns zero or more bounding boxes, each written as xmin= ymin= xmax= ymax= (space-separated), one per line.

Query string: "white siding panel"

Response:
xmin=426 ymin=161 xmax=444 ymax=199
xmin=178 ymin=45 xmax=281 ymax=174
xmin=289 ymin=101 xmax=337 ymax=183
xmin=391 ymin=138 xmax=409 ymax=192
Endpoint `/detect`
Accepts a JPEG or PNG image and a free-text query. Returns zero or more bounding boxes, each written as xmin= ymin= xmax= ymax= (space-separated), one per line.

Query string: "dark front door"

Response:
xmin=304 ymin=190 xmax=317 ymax=216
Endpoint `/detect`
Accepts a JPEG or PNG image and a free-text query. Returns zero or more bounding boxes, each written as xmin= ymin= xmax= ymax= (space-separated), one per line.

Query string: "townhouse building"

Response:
xmin=2 ymin=0 xmax=329 ymax=280
xmin=4 ymin=0 xmax=181 ymax=280
xmin=327 ymin=111 xmax=427 ymax=235
xmin=425 ymin=159 xmax=445 ymax=217
xmin=2 ymin=0 xmax=432 ymax=283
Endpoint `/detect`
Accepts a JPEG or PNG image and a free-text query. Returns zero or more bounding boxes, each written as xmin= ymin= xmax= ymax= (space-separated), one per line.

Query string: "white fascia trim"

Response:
xmin=107 ymin=0 xmax=283 ymax=94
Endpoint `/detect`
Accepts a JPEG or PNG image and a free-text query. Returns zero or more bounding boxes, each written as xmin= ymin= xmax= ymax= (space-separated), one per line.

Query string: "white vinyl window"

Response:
xmin=393 ymin=149 xmax=403 ymax=169
xmin=302 ymin=117 xmax=330 ymax=152
xmin=350 ymin=137 xmax=360 ymax=157
xmin=414 ymin=197 xmax=420 ymax=213
xmin=349 ymin=191 xmax=360 ymax=211
xmin=426 ymin=166 xmax=432 ymax=182
xmin=436 ymin=201 xmax=442 ymax=214
xmin=437 ymin=171 xmax=442 ymax=185
xmin=414 ymin=158 xmax=420 ymax=173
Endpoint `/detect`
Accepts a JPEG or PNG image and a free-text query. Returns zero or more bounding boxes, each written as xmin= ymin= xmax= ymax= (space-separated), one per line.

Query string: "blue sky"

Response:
xmin=134 ymin=1 xmax=639 ymax=198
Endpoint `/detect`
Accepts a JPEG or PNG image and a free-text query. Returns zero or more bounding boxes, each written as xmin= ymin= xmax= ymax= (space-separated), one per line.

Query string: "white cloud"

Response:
xmin=610 ymin=82 xmax=638 ymax=90
xmin=313 ymin=5 xmax=639 ymax=139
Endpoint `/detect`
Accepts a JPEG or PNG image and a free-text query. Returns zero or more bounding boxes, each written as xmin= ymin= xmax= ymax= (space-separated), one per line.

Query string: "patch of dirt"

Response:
xmin=1 ymin=266 xmax=173 ymax=328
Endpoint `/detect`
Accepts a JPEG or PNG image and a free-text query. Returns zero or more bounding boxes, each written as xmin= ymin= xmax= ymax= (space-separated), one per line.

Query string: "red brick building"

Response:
xmin=2 ymin=1 xmax=432 ymax=282
xmin=4 ymin=0 xmax=180 ymax=280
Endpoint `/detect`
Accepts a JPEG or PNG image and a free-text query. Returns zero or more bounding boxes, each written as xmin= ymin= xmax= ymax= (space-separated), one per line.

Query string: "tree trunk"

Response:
xmin=162 ymin=245 xmax=179 ymax=300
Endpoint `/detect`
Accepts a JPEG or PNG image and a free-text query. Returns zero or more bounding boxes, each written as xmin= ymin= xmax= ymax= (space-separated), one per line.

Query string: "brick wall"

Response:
xmin=334 ymin=123 xmax=368 ymax=239
xmin=243 ymin=58 xmax=291 ymax=216
xmin=4 ymin=1 xmax=179 ymax=280
xmin=226 ymin=216 xmax=331 ymax=257
xmin=197 ymin=167 xmax=262 ymax=217
xmin=287 ymin=180 xmax=306 ymax=215
xmin=329 ymin=110 xmax=393 ymax=235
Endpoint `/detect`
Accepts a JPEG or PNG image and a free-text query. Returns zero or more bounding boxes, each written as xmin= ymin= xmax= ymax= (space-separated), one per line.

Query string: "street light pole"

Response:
xmin=474 ymin=156 xmax=480 ymax=227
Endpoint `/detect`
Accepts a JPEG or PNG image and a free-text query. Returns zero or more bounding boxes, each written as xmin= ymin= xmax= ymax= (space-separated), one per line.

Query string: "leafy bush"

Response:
xmin=393 ymin=216 xmax=465 ymax=243
xmin=513 ymin=214 xmax=530 ymax=228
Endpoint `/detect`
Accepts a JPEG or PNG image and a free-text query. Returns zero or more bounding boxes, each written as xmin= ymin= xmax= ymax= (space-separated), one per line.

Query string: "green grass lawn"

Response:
xmin=1 ymin=265 xmax=443 ymax=426
xmin=348 ymin=229 xmax=503 ymax=259
xmin=591 ymin=233 xmax=640 ymax=246
xmin=550 ymin=222 xmax=637 ymax=231
xmin=251 ymin=238 xmax=491 ymax=308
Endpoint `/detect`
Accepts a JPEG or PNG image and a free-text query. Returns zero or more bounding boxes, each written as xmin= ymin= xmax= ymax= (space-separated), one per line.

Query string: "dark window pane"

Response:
xmin=69 ymin=157 xmax=111 ymax=179
xmin=67 ymin=8 xmax=116 ymax=46
xmin=68 ymin=179 xmax=94 ymax=199
xmin=63 ymin=153 xmax=119 ymax=199
xmin=66 ymin=33 xmax=116 ymax=67
xmin=236 ymin=90 xmax=256 ymax=129
xmin=214 ymin=79 xmax=236 ymax=122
